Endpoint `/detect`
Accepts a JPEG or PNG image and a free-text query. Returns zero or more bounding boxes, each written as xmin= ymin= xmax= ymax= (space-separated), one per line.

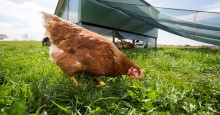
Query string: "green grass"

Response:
xmin=0 ymin=41 xmax=220 ymax=114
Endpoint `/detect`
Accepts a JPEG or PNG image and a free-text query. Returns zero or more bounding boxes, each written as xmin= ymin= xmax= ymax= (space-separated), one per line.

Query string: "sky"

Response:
xmin=0 ymin=0 xmax=220 ymax=45
xmin=0 ymin=0 xmax=58 ymax=41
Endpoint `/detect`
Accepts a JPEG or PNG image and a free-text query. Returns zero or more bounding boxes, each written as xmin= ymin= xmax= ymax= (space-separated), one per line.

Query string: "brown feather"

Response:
xmin=42 ymin=12 xmax=141 ymax=77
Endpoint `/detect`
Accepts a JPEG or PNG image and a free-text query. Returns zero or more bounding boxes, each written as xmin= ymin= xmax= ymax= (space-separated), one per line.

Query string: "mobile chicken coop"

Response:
xmin=54 ymin=0 xmax=159 ymax=48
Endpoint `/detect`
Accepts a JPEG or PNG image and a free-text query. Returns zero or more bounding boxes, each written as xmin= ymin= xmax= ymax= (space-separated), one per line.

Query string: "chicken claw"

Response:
xmin=69 ymin=76 xmax=78 ymax=86
xmin=94 ymin=77 xmax=106 ymax=87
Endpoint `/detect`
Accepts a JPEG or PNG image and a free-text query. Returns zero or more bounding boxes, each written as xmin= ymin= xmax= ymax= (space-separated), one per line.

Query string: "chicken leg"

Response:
xmin=70 ymin=76 xmax=78 ymax=86
xmin=94 ymin=77 xmax=106 ymax=86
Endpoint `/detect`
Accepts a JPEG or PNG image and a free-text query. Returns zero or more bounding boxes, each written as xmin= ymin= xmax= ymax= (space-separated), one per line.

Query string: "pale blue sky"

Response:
xmin=0 ymin=0 xmax=219 ymax=45
xmin=0 ymin=0 xmax=58 ymax=41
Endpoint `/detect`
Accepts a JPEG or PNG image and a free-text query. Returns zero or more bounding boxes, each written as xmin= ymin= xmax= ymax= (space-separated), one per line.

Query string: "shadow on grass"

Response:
xmin=28 ymin=73 xmax=138 ymax=114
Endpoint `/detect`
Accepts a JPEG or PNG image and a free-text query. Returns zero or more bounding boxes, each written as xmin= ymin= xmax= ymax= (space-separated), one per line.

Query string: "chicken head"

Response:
xmin=127 ymin=67 xmax=144 ymax=80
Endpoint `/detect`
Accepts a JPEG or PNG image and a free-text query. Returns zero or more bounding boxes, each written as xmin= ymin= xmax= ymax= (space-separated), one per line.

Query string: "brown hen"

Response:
xmin=42 ymin=12 xmax=143 ymax=86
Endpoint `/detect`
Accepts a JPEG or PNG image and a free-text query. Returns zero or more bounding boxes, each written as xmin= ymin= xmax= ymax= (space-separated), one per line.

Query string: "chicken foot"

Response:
xmin=69 ymin=76 xmax=78 ymax=86
xmin=94 ymin=77 xmax=106 ymax=87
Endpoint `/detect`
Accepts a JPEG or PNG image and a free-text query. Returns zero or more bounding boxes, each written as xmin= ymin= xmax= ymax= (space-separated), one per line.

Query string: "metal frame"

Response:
xmin=54 ymin=0 xmax=158 ymax=48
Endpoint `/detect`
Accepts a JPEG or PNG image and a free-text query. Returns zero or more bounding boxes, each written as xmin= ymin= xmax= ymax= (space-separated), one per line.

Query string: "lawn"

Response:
xmin=0 ymin=41 xmax=219 ymax=114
